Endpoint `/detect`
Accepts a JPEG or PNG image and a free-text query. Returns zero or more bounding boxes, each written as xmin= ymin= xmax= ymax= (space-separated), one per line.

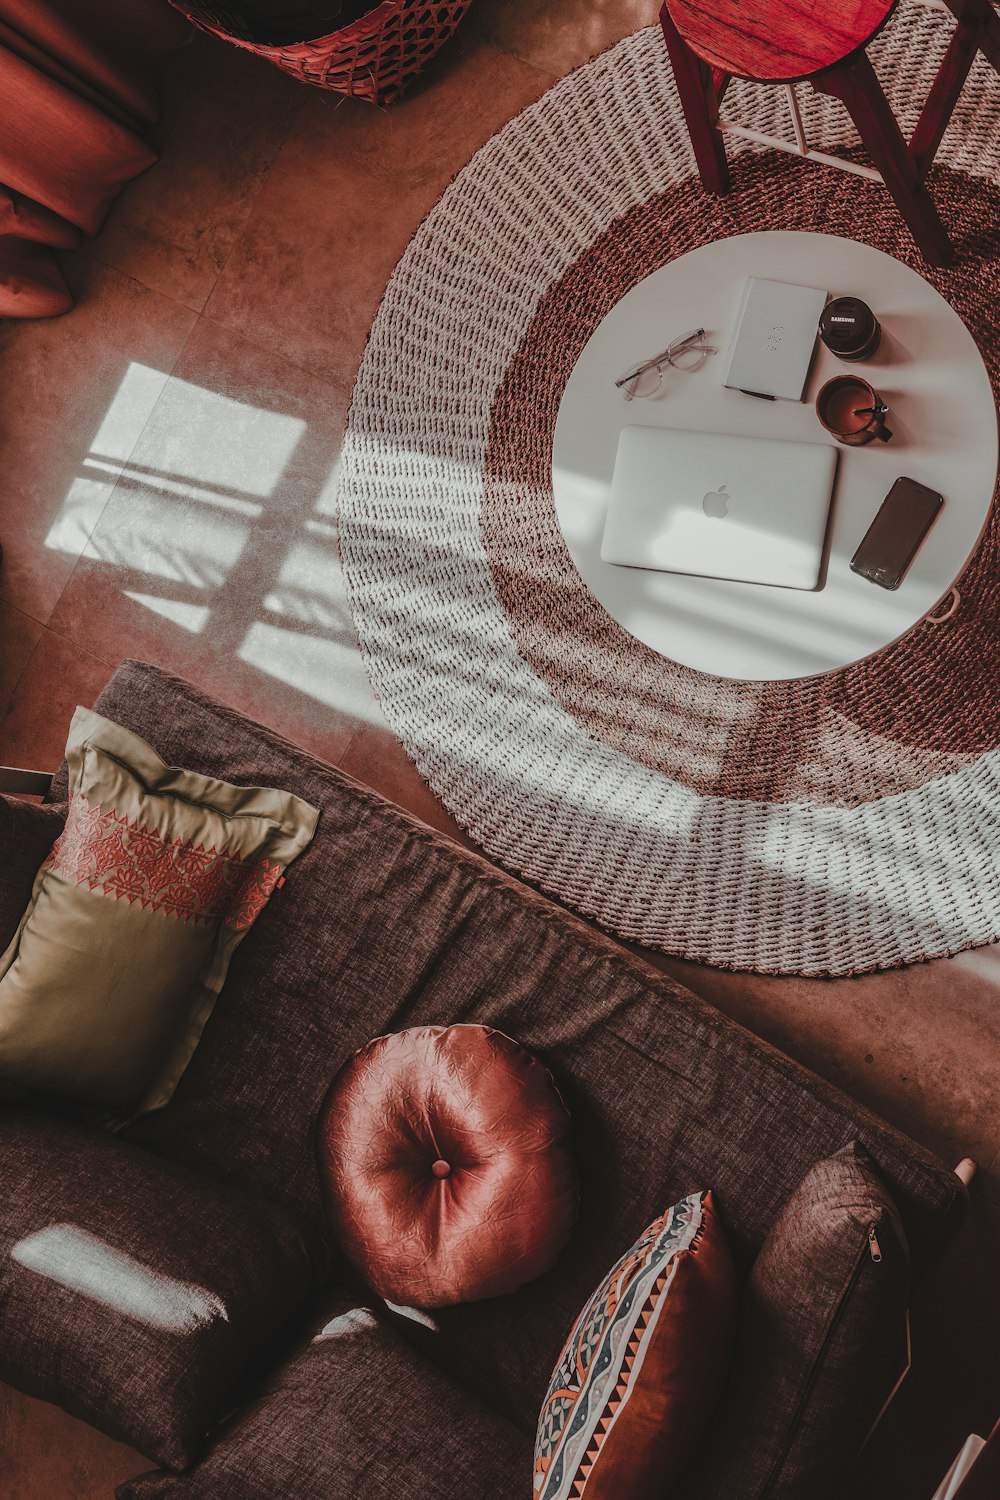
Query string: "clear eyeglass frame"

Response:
xmin=614 ymin=328 xmax=718 ymax=401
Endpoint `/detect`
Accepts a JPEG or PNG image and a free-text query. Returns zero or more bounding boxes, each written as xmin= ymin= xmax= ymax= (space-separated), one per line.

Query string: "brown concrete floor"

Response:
xmin=1 ymin=3 xmax=997 ymax=1496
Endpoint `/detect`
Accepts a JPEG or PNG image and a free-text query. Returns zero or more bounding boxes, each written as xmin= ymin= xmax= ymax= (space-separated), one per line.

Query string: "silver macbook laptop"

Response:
xmin=601 ymin=426 xmax=839 ymax=590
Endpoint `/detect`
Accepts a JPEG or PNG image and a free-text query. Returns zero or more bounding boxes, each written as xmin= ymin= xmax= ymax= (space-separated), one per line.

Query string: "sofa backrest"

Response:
xmin=51 ymin=661 xmax=965 ymax=1430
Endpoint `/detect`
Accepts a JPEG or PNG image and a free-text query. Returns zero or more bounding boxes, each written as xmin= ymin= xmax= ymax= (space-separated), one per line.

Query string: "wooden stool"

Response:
xmin=659 ymin=0 xmax=1000 ymax=266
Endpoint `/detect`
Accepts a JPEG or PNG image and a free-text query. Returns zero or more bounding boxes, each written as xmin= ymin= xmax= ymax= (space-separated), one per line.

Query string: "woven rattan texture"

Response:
xmin=483 ymin=155 xmax=1000 ymax=808
xmin=338 ymin=4 xmax=1000 ymax=976
xmin=168 ymin=0 xmax=473 ymax=105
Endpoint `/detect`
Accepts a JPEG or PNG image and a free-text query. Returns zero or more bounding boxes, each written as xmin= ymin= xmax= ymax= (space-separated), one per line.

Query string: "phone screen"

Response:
xmin=850 ymin=477 xmax=943 ymax=590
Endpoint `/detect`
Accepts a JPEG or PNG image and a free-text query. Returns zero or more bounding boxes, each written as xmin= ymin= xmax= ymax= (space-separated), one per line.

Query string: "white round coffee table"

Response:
xmin=552 ymin=231 xmax=998 ymax=681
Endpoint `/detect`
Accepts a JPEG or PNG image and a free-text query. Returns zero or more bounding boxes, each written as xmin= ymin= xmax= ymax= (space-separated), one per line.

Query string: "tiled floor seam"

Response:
xmin=84 ymin=243 xmax=211 ymax=317
xmin=24 ymin=619 xmax=120 ymax=675
xmin=462 ymin=17 xmax=563 ymax=80
xmin=0 ymin=602 xmax=44 ymax=725
xmin=0 ymin=629 xmax=114 ymax=766
xmin=194 ymin=302 xmax=356 ymax=397
xmin=334 ymin=711 xmax=374 ymax=769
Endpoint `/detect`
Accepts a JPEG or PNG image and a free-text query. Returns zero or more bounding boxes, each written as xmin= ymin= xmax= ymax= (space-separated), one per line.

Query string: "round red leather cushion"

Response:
xmin=316 ymin=1025 xmax=578 ymax=1307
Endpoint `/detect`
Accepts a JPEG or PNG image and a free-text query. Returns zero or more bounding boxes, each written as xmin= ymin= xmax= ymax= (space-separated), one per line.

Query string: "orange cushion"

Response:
xmin=534 ymin=1190 xmax=736 ymax=1499
xmin=316 ymin=1024 xmax=578 ymax=1307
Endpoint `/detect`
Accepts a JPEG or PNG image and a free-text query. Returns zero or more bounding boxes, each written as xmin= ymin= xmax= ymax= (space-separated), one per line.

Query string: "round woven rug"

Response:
xmin=338 ymin=3 xmax=1000 ymax=977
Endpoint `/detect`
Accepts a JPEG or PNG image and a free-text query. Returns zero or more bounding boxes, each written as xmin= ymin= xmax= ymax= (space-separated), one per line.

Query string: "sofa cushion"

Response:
xmin=0 ymin=1109 xmax=328 ymax=1470
xmin=0 ymin=793 xmax=64 ymax=950
xmin=317 ymin=1024 xmax=578 ymax=1306
xmin=63 ymin=662 xmax=964 ymax=1442
xmin=535 ymin=1190 xmax=736 ymax=1500
xmin=683 ymin=1143 xmax=911 ymax=1500
xmin=0 ymin=708 xmax=318 ymax=1117
xmin=114 ymin=1291 xmax=532 ymax=1500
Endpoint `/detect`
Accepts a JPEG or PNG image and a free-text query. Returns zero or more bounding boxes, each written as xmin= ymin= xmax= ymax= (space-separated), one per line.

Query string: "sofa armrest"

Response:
xmin=0 ymin=766 xmax=54 ymax=797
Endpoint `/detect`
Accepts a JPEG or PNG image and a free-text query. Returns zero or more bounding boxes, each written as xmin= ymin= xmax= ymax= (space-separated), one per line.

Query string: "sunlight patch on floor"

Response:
xmin=262 ymin=536 xmax=349 ymax=630
xmin=44 ymin=362 xmax=177 ymax=557
xmin=123 ymin=592 xmax=211 ymax=633
xmin=45 ymin=362 xmax=304 ymax=567
xmin=238 ymin=620 xmax=374 ymax=713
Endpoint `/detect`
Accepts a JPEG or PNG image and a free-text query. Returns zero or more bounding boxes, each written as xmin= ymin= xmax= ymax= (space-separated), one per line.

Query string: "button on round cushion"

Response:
xmin=316 ymin=1024 xmax=578 ymax=1307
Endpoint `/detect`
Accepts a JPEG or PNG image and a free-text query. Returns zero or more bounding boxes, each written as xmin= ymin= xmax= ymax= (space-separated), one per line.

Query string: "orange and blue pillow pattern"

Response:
xmin=534 ymin=1190 xmax=737 ymax=1500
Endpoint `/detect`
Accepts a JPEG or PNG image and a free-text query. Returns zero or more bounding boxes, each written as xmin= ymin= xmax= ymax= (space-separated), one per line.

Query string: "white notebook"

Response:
xmin=723 ymin=277 xmax=827 ymax=402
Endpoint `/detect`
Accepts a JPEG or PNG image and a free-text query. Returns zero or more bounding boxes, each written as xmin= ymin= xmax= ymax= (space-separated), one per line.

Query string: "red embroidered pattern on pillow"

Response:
xmin=45 ymin=793 xmax=283 ymax=930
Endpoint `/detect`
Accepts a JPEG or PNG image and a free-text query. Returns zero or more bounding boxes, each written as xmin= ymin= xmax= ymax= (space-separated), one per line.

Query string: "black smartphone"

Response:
xmin=850 ymin=477 xmax=943 ymax=590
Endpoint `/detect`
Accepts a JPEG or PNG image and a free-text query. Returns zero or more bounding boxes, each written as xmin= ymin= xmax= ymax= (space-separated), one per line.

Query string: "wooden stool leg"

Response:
xmin=659 ymin=4 xmax=730 ymax=195
xmin=813 ymin=52 xmax=955 ymax=267
xmin=942 ymin=0 xmax=1000 ymax=74
xmin=911 ymin=0 xmax=1000 ymax=181
xmin=910 ymin=2 xmax=983 ymax=181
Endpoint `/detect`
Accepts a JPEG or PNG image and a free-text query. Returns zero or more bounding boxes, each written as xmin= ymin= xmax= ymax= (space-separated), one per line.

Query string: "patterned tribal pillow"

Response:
xmin=0 ymin=707 xmax=318 ymax=1118
xmin=534 ymin=1190 xmax=737 ymax=1500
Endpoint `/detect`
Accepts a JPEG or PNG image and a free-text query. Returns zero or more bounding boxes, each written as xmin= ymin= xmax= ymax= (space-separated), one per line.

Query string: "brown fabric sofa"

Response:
xmin=0 ymin=660 xmax=967 ymax=1499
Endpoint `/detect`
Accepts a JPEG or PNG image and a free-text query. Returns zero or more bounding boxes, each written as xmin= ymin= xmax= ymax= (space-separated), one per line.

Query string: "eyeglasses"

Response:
xmin=614 ymin=329 xmax=717 ymax=401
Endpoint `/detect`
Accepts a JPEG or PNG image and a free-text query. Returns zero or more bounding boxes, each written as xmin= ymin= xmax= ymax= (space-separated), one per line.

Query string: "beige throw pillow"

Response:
xmin=0 ymin=707 xmax=319 ymax=1118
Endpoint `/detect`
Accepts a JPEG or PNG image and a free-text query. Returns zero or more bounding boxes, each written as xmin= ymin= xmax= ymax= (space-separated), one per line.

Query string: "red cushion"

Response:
xmin=316 ymin=1025 xmax=578 ymax=1307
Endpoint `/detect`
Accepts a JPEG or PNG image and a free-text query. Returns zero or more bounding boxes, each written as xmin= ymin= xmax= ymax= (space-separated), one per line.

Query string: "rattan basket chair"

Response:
xmin=168 ymin=0 xmax=475 ymax=105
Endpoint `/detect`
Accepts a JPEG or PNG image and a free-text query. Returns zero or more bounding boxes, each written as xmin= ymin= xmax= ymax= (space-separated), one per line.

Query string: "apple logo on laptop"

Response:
xmin=702 ymin=483 xmax=731 ymax=519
